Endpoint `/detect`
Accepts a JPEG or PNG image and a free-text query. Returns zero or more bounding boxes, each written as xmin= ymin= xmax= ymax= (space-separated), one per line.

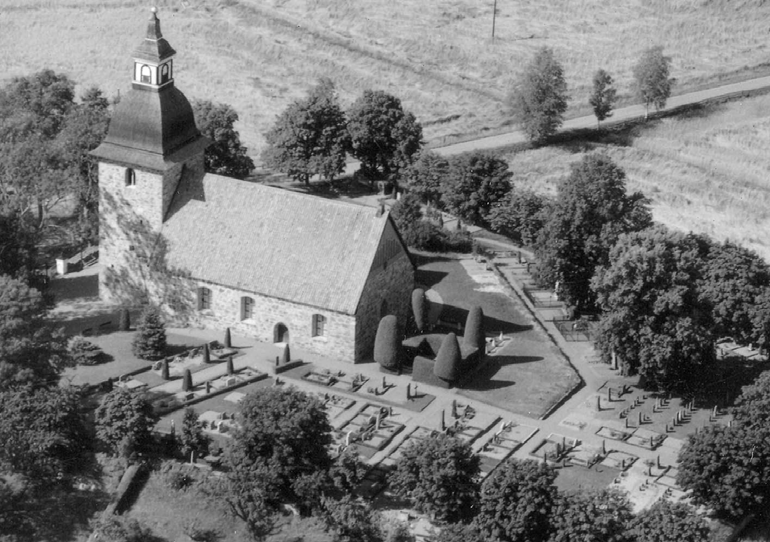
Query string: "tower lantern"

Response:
xmin=132 ymin=7 xmax=176 ymax=89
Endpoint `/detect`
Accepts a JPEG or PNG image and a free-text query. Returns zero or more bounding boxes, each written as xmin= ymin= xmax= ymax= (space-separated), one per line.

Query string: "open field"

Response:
xmin=3 ymin=0 xmax=770 ymax=156
xmin=502 ymin=93 xmax=770 ymax=261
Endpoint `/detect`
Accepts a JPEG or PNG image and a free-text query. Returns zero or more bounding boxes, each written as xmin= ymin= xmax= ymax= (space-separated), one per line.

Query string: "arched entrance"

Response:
xmin=273 ymin=323 xmax=289 ymax=343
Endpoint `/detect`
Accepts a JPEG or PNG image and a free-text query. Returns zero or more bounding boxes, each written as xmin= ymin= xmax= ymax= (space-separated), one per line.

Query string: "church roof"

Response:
xmin=160 ymin=173 xmax=393 ymax=315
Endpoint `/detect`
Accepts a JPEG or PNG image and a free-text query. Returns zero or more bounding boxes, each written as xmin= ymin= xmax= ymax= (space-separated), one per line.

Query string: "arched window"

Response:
xmin=125 ymin=168 xmax=136 ymax=186
xmin=197 ymin=287 xmax=212 ymax=310
xmin=140 ymin=64 xmax=152 ymax=84
xmin=241 ymin=296 xmax=254 ymax=320
xmin=160 ymin=63 xmax=170 ymax=84
xmin=312 ymin=314 xmax=326 ymax=337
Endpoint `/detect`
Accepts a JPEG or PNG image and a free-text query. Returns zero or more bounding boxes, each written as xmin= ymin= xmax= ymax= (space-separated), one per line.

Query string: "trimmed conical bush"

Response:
xmin=411 ymin=288 xmax=426 ymax=333
xmin=280 ymin=344 xmax=291 ymax=364
xmin=226 ymin=356 xmax=234 ymax=375
xmin=161 ymin=359 xmax=170 ymax=380
xmin=463 ymin=306 xmax=485 ymax=352
xmin=203 ymin=343 xmax=211 ymax=363
xmin=224 ymin=327 xmax=232 ymax=348
xmin=434 ymin=332 xmax=462 ymax=381
xmin=119 ymin=308 xmax=131 ymax=331
xmin=374 ymin=315 xmax=400 ymax=372
xmin=182 ymin=369 xmax=193 ymax=392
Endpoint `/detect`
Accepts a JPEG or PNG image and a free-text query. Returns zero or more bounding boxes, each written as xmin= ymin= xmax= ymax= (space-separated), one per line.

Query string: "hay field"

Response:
xmin=502 ymin=95 xmax=770 ymax=261
xmin=2 ymin=0 xmax=770 ymax=157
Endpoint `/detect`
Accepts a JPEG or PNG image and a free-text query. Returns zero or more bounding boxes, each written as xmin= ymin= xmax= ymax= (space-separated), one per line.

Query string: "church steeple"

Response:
xmin=132 ymin=7 xmax=176 ymax=90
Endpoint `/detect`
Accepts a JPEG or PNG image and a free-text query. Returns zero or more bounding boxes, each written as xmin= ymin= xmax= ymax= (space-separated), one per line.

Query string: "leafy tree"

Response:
xmin=589 ymin=69 xmax=617 ymax=126
xmin=536 ymin=152 xmax=652 ymax=310
xmin=192 ymin=99 xmax=254 ymax=179
xmin=67 ymin=336 xmax=102 ymax=366
xmin=732 ymin=369 xmax=770 ymax=429
xmin=509 ymin=47 xmax=569 ymax=144
xmin=677 ymin=422 xmax=770 ymax=519
xmin=592 ymin=226 xmax=715 ymax=392
xmin=347 ymin=90 xmax=423 ymax=178
xmin=440 ymin=152 xmax=512 ymax=228
xmin=474 ymin=459 xmax=557 ymax=542
xmin=95 ymin=387 xmax=157 ymax=457
xmin=390 ymin=192 xmax=423 ymax=234
xmin=753 ymin=288 xmax=770 ymax=353
xmin=548 ymin=490 xmax=633 ymax=542
xmin=384 ymin=520 xmax=415 ymax=542
xmin=435 ymin=523 xmax=485 ymax=542
xmin=633 ymin=46 xmax=674 ymax=119
xmin=388 ymin=433 xmax=480 ymax=523
xmin=131 ymin=306 xmax=167 ymax=361
xmin=0 ymin=386 xmax=90 ymax=482
xmin=179 ymin=408 xmax=208 ymax=460
xmin=488 ymin=189 xmax=551 ymax=247
xmin=320 ymin=495 xmax=384 ymax=542
xmin=0 ymin=274 xmax=69 ymax=390
xmin=88 ymin=515 xmax=162 ymax=542
xmin=697 ymin=240 xmax=770 ymax=345
xmin=0 ymin=474 xmax=35 ymax=540
xmin=0 ymin=211 xmax=36 ymax=280
xmin=263 ymin=78 xmax=349 ymax=185
xmin=329 ymin=446 xmax=367 ymax=494
xmin=223 ymin=387 xmax=333 ymax=516
xmin=0 ymin=70 xmax=75 ymax=141
xmin=631 ymin=500 xmax=709 ymax=542
xmin=402 ymin=151 xmax=449 ymax=206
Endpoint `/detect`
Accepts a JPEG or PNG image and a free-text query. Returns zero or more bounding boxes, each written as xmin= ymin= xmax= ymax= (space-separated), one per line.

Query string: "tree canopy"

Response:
xmin=192 ymin=99 xmax=254 ymax=179
xmin=223 ymin=387 xmax=333 ymax=517
xmin=488 ymin=189 xmax=551 ymax=247
xmin=592 ymin=226 xmax=715 ymax=392
xmin=633 ymin=46 xmax=674 ymax=118
xmin=388 ymin=433 xmax=479 ymax=523
xmin=0 ymin=275 xmax=69 ymax=390
xmin=131 ymin=306 xmax=167 ymax=361
xmin=347 ymin=90 xmax=422 ymax=179
xmin=440 ymin=152 xmax=512 ymax=228
xmin=509 ymin=47 xmax=569 ymax=144
xmin=589 ymin=69 xmax=618 ymax=126
xmin=474 ymin=459 xmax=557 ymax=542
xmin=536 ymin=152 xmax=652 ymax=310
xmin=631 ymin=500 xmax=709 ymax=542
xmin=402 ymin=150 xmax=449 ymax=206
xmin=548 ymin=490 xmax=634 ymax=542
xmin=263 ymin=78 xmax=349 ymax=185
xmin=94 ymin=387 xmax=157 ymax=457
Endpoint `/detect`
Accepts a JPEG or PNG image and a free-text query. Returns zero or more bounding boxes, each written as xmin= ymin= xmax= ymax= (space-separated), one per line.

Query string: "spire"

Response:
xmin=133 ymin=7 xmax=176 ymax=63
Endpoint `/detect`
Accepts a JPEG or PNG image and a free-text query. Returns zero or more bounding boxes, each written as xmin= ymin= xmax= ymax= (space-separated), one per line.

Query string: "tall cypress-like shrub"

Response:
xmin=224 ymin=327 xmax=232 ymax=348
xmin=463 ymin=306 xmax=485 ymax=352
xmin=161 ymin=359 xmax=170 ymax=380
xmin=374 ymin=315 xmax=400 ymax=373
xmin=119 ymin=308 xmax=131 ymax=331
xmin=434 ymin=332 xmax=462 ymax=381
xmin=131 ymin=306 xmax=167 ymax=360
xmin=182 ymin=369 xmax=193 ymax=392
xmin=412 ymin=288 xmax=427 ymax=333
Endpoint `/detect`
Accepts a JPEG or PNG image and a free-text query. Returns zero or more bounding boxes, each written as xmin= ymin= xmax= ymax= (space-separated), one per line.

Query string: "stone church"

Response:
xmin=92 ymin=9 xmax=414 ymax=363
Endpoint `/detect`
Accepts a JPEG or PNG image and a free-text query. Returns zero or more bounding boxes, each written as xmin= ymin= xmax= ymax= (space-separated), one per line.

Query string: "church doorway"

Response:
xmin=273 ymin=323 xmax=289 ymax=343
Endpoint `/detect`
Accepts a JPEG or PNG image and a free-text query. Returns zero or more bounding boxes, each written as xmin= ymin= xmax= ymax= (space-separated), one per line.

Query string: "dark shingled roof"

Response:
xmin=160 ymin=173 xmax=393 ymax=315
xmin=134 ymin=9 xmax=176 ymax=62
xmin=91 ymin=85 xmax=205 ymax=171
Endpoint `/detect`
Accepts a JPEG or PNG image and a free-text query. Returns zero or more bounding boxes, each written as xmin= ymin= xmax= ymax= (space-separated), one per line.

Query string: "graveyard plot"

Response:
xmin=317 ymin=393 xmax=357 ymax=429
xmin=596 ymin=424 xmax=632 ymax=442
xmin=626 ymin=428 xmax=666 ymax=450
xmin=600 ymin=450 xmax=638 ymax=471
xmin=337 ymin=404 xmax=405 ymax=460
xmin=529 ymin=433 xmax=580 ymax=464
xmin=475 ymin=422 xmax=537 ymax=476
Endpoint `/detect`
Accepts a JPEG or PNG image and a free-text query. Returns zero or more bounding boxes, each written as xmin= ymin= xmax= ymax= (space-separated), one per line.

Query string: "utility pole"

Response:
xmin=492 ymin=0 xmax=498 ymax=41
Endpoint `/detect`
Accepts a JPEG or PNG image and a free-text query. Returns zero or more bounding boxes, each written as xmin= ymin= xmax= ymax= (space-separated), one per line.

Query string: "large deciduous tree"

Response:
xmin=488 ymin=189 xmax=551 ymax=247
xmin=0 ymin=386 xmax=90 ymax=483
xmin=536 ymin=152 xmax=651 ymax=310
xmin=0 ymin=274 xmax=69 ymax=390
xmin=222 ymin=387 xmax=333 ymax=521
xmin=548 ymin=490 xmax=633 ymax=542
xmin=474 ymin=459 xmax=557 ymax=542
xmin=95 ymin=387 xmax=157 ymax=457
xmin=402 ymin=150 xmax=449 ymax=206
xmin=509 ymin=47 xmax=569 ymax=144
xmin=192 ymin=99 xmax=254 ymax=179
xmin=263 ymin=78 xmax=349 ymax=185
xmin=440 ymin=152 xmax=512 ymax=228
xmin=633 ymin=46 xmax=674 ymax=119
xmin=388 ymin=434 xmax=479 ymax=524
xmin=731 ymin=369 xmax=770 ymax=429
xmin=0 ymin=69 xmax=75 ymax=140
xmin=347 ymin=90 xmax=422 ymax=179
xmin=630 ymin=500 xmax=710 ymax=542
xmin=592 ymin=226 xmax=715 ymax=392
xmin=589 ymin=69 xmax=618 ymax=127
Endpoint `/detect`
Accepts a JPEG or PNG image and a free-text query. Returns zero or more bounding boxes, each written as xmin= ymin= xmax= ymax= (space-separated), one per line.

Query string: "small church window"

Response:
xmin=241 ymin=296 xmax=254 ymax=320
xmin=125 ymin=168 xmax=136 ymax=186
xmin=140 ymin=64 xmax=152 ymax=84
xmin=312 ymin=314 xmax=326 ymax=337
xmin=160 ymin=63 xmax=170 ymax=84
xmin=198 ymin=287 xmax=211 ymax=310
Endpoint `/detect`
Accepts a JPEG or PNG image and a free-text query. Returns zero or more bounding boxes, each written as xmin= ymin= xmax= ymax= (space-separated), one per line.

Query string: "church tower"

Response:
xmin=93 ymin=8 xmax=207 ymax=303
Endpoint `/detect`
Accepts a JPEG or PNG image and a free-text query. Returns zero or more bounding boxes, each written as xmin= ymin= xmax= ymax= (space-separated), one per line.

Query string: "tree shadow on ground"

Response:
xmin=49 ymin=273 xmax=99 ymax=302
xmin=493 ymin=355 xmax=544 ymax=367
xmin=435 ymin=303 xmax=532 ymax=335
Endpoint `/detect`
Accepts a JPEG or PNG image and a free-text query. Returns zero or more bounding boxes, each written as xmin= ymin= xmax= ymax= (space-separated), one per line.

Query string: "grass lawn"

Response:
xmin=127 ymin=468 xmax=333 ymax=542
xmin=414 ymin=254 xmax=580 ymax=419
xmin=501 ymin=94 xmax=770 ymax=262
xmin=553 ymin=463 xmax=618 ymax=494
xmin=3 ymin=0 xmax=770 ymax=155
